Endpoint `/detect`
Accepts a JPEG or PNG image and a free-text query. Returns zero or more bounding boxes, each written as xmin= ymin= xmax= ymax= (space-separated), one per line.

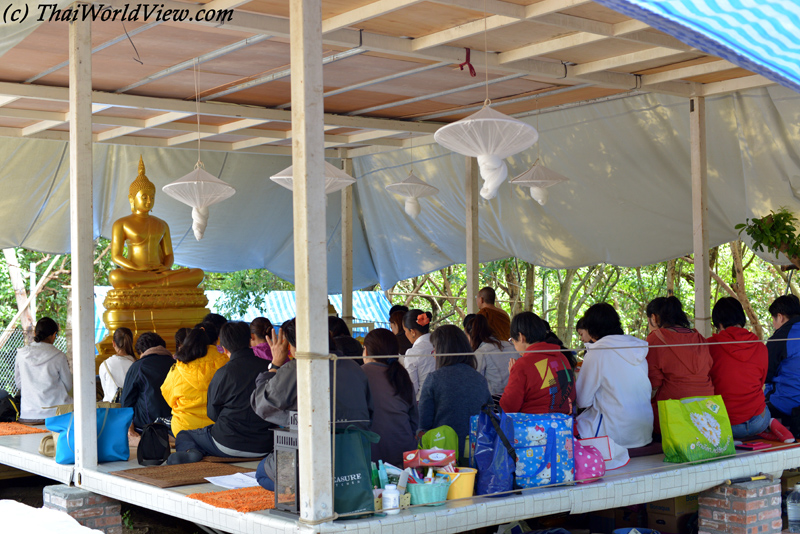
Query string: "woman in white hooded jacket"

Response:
xmin=576 ymin=303 xmax=653 ymax=468
xmin=14 ymin=317 xmax=72 ymax=421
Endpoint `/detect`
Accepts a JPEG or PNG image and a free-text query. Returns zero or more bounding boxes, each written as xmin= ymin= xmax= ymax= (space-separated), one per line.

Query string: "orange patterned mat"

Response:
xmin=187 ymin=486 xmax=276 ymax=513
xmin=0 ymin=422 xmax=49 ymax=436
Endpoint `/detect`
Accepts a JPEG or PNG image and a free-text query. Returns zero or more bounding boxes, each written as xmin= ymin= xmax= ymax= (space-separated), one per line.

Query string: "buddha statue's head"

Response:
xmin=129 ymin=156 xmax=157 ymax=214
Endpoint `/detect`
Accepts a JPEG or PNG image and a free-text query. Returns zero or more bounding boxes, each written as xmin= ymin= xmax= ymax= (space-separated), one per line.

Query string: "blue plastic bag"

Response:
xmin=474 ymin=404 xmax=516 ymax=495
xmin=45 ymin=407 xmax=134 ymax=465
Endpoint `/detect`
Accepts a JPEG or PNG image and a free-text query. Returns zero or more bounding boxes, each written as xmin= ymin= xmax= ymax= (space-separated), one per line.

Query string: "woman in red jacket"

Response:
xmin=500 ymin=311 xmax=575 ymax=415
xmin=708 ymin=297 xmax=793 ymax=442
xmin=646 ymin=296 xmax=714 ymax=431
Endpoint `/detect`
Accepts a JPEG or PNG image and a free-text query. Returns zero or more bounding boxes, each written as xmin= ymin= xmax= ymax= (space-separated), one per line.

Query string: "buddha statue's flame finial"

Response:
xmin=129 ymin=155 xmax=156 ymax=197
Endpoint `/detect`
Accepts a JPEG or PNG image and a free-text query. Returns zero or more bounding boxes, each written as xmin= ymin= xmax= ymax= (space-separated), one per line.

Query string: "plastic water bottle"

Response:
xmin=383 ymin=484 xmax=400 ymax=515
xmin=788 ymin=483 xmax=800 ymax=532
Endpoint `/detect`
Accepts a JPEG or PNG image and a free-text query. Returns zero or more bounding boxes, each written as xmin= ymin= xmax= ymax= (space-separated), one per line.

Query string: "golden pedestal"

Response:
xmin=95 ymin=287 xmax=210 ymax=368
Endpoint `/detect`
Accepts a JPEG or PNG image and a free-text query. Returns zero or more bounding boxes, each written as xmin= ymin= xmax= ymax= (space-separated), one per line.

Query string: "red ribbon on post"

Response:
xmin=458 ymin=48 xmax=477 ymax=77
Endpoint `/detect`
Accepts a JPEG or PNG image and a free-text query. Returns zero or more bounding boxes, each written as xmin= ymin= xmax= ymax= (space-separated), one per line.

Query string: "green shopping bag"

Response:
xmin=334 ymin=426 xmax=380 ymax=517
xmin=658 ymin=395 xmax=735 ymax=463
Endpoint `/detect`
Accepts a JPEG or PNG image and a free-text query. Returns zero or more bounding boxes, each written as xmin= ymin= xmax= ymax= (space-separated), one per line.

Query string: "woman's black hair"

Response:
xmin=250 ymin=317 xmax=273 ymax=341
xmin=430 ymin=325 xmax=476 ymax=369
xmin=364 ymin=328 xmax=414 ymax=405
xmin=581 ymin=303 xmax=625 ymax=340
xmin=113 ymin=327 xmax=135 ymax=358
xmin=220 ymin=321 xmax=251 ymax=353
xmin=194 ymin=321 xmax=219 ymax=345
xmin=403 ymin=309 xmax=432 ymax=334
xmin=202 ymin=313 xmax=228 ymax=331
xmin=575 ymin=317 xmax=586 ymax=331
xmin=328 ymin=316 xmax=352 ymax=338
xmin=389 ymin=304 xmax=409 ymax=316
xmin=712 ymin=297 xmax=747 ymax=330
xmin=334 ymin=336 xmax=363 ymax=357
xmin=33 ymin=317 xmax=59 ymax=343
xmin=175 ymin=327 xmax=211 ymax=363
xmin=174 ymin=327 xmax=190 ymax=352
xmin=281 ymin=318 xmax=297 ymax=348
xmin=647 ymin=296 xmax=690 ymax=329
xmin=509 ymin=311 xmax=549 ymax=345
xmin=135 ymin=332 xmax=167 ymax=356
xmin=769 ymin=295 xmax=800 ymax=319
xmin=463 ymin=314 xmax=502 ymax=352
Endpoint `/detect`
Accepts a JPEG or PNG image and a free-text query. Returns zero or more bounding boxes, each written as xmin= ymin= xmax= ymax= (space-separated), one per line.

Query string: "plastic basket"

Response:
xmin=407 ymin=481 xmax=451 ymax=506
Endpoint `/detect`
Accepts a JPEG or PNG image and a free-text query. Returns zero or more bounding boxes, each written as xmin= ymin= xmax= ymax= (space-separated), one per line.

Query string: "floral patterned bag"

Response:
xmin=658 ymin=395 xmax=735 ymax=463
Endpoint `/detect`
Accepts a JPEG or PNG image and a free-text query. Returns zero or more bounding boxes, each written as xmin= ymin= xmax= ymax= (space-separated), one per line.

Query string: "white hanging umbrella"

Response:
xmin=434 ymin=105 xmax=539 ymax=200
xmin=162 ymin=163 xmax=236 ymax=240
xmin=509 ymin=161 xmax=569 ymax=206
xmin=270 ymin=161 xmax=356 ymax=194
xmin=385 ymin=171 xmax=439 ymax=219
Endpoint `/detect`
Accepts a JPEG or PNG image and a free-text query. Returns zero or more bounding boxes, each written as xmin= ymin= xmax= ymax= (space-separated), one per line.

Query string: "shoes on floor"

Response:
xmin=166 ymin=449 xmax=203 ymax=465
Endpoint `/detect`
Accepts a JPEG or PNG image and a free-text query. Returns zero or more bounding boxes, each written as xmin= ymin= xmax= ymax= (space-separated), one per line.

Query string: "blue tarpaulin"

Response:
xmin=594 ymin=0 xmax=800 ymax=93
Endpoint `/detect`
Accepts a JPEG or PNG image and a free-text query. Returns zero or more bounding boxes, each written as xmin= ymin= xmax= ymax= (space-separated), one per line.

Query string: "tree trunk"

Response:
xmin=503 ymin=262 xmax=521 ymax=316
xmin=666 ymin=259 xmax=677 ymax=296
xmin=555 ymin=269 xmax=577 ymax=341
xmin=523 ymin=262 xmax=536 ymax=312
xmin=3 ymin=248 xmax=35 ymax=344
xmin=730 ymin=240 xmax=764 ymax=338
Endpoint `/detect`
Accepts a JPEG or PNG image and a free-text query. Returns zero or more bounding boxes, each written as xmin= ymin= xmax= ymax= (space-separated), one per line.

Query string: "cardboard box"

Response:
xmin=648 ymin=512 xmax=694 ymax=534
xmin=647 ymin=494 xmax=698 ymax=517
xmin=402 ymin=449 xmax=455 ymax=468
xmin=588 ymin=509 xmax=615 ymax=534
xmin=782 ymin=469 xmax=800 ymax=493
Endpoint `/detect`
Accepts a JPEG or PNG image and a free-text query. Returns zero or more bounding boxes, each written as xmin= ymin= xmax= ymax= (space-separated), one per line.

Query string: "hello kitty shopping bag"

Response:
xmin=507 ymin=413 xmax=574 ymax=489
xmin=658 ymin=395 xmax=735 ymax=463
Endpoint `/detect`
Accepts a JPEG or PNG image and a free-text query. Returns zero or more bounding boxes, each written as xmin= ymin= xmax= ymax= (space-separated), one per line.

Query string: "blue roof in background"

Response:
xmin=593 ymin=0 xmax=800 ymax=93
xmin=93 ymin=287 xmax=392 ymax=344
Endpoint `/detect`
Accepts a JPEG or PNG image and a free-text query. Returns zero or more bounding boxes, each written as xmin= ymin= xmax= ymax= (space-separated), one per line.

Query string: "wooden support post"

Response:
xmin=466 ymin=156 xmax=480 ymax=314
xmin=691 ymin=96 xmax=711 ymax=337
xmin=69 ymin=14 xmax=97 ymax=472
xmin=341 ymin=158 xmax=354 ymax=329
xmin=290 ymin=0 xmax=334 ymax=524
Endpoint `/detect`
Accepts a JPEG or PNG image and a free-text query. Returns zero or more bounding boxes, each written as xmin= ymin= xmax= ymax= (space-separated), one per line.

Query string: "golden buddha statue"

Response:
xmin=109 ymin=158 xmax=204 ymax=289
xmin=96 ymin=157 xmax=210 ymax=362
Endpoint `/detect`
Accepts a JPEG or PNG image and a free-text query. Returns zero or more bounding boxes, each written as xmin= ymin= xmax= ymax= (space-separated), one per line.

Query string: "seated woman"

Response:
xmin=168 ymin=322 xmax=274 ymax=464
xmin=390 ymin=309 xmax=413 ymax=355
xmin=99 ymin=327 xmax=136 ymax=402
xmin=251 ymin=318 xmax=373 ymax=491
xmin=646 ymin=296 xmax=714 ymax=429
xmin=463 ymin=314 xmax=519 ymax=398
xmin=576 ymin=303 xmax=652 ymax=468
xmin=418 ymin=325 xmax=491 ymax=462
xmin=403 ymin=309 xmax=435 ymax=400
xmin=708 ymin=297 xmax=793 ymax=442
xmin=160 ymin=325 xmax=228 ymax=437
xmin=121 ymin=332 xmax=174 ymax=435
xmin=361 ymin=328 xmax=418 ymax=466
xmin=500 ymin=311 xmax=574 ymax=415
xmin=15 ymin=317 xmax=72 ymax=422
xmin=249 ymin=317 xmax=273 ymax=361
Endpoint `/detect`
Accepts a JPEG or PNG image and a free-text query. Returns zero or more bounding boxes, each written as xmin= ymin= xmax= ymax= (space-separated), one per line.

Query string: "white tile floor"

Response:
xmin=2 ymin=429 xmax=800 ymax=534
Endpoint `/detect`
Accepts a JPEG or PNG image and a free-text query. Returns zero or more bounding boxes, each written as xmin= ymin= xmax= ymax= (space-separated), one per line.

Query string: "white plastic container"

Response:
xmin=382 ymin=484 xmax=400 ymax=515
xmin=788 ymin=483 xmax=800 ymax=532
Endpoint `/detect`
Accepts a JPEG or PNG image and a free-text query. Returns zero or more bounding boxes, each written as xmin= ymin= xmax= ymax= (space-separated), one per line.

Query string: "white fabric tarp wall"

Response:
xmin=1 ymin=86 xmax=800 ymax=289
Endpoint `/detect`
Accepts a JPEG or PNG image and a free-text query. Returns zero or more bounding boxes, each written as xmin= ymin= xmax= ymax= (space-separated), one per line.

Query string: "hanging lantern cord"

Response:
xmin=483 ymin=0 xmax=490 ymax=107
xmin=193 ymin=59 xmax=203 ymax=168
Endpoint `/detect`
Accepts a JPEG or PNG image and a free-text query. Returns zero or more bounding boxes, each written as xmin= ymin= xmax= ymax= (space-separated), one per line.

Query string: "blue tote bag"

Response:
xmin=473 ymin=404 xmax=516 ymax=495
xmin=45 ymin=407 xmax=134 ymax=465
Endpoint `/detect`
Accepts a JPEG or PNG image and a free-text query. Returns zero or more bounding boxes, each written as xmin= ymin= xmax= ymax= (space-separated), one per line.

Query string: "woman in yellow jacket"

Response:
xmin=161 ymin=326 xmax=228 ymax=437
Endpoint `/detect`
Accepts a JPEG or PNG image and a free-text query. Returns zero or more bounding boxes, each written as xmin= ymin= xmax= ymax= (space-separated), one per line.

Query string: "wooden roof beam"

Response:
xmin=412 ymin=0 xmax=592 ymax=50
xmin=96 ymin=111 xmax=193 ymax=141
xmin=700 ymin=75 xmax=775 ymax=96
xmin=322 ymin=0 xmax=425 ymax=33
xmin=642 ymin=60 xmax=739 ymax=85
xmin=572 ymin=47 xmax=695 ymax=76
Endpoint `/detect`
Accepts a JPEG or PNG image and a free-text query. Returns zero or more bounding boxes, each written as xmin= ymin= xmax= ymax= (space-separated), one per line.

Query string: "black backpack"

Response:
xmin=137 ymin=422 xmax=171 ymax=466
xmin=0 ymin=389 xmax=20 ymax=422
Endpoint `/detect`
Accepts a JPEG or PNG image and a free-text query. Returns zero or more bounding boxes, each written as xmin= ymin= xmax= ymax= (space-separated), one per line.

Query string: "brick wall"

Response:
xmin=43 ymin=484 xmax=122 ymax=534
xmin=698 ymin=479 xmax=781 ymax=534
